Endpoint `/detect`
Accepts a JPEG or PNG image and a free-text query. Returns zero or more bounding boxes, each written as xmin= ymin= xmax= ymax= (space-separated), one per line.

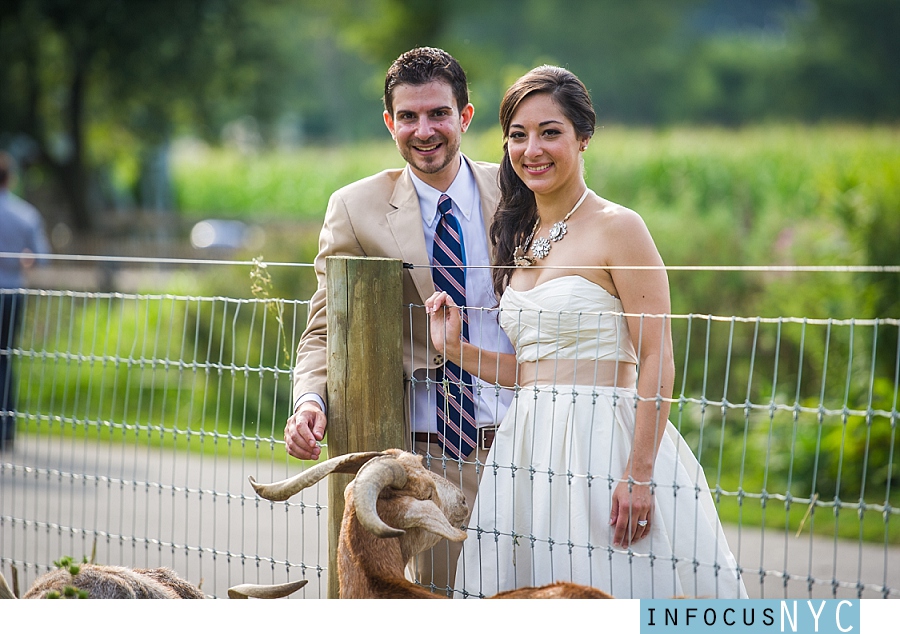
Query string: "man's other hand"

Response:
xmin=284 ymin=402 xmax=326 ymax=460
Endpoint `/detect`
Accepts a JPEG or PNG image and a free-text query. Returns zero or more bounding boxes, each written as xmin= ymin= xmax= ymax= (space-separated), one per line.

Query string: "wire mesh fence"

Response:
xmin=1 ymin=261 xmax=898 ymax=599
xmin=1 ymin=285 xmax=329 ymax=598
xmin=440 ymin=304 xmax=899 ymax=599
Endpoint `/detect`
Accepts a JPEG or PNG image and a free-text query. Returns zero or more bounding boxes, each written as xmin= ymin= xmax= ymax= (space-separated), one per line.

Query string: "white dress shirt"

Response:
xmin=408 ymin=160 xmax=514 ymax=433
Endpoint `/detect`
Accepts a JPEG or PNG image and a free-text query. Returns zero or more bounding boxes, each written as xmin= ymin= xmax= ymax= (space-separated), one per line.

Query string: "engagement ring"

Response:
xmin=637 ymin=520 xmax=648 ymax=527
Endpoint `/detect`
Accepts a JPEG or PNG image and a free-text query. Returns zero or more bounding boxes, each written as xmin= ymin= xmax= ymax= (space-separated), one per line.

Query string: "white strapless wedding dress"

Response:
xmin=456 ymin=275 xmax=747 ymax=599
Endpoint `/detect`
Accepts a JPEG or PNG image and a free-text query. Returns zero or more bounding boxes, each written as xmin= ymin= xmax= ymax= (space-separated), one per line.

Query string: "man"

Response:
xmin=284 ymin=47 xmax=513 ymax=594
xmin=0 ymin=151 xmax=50 ymax=451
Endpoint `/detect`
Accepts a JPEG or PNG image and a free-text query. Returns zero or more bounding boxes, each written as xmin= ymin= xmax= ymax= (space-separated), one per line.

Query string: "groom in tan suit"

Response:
xmin=284 ymin=47 xmax=513 ymax=595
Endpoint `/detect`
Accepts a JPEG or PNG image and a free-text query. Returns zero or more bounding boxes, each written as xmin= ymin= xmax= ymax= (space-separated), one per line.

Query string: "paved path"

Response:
xmin=722 ymin=523 xmax=897 ymax=599
xmin=2 ymin=435 xmax=330 ymax=598
xmin=2 ymin=436 xmax=897 ymax=599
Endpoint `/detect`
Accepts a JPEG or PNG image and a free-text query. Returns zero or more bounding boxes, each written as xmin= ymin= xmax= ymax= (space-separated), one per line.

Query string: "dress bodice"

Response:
xmin=499 ymin=275 xmax=638 ymax=365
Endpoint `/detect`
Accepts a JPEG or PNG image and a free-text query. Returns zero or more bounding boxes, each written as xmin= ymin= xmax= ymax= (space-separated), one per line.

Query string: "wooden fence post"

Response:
xmin=325 ymin=256 xmax=405 ymax=598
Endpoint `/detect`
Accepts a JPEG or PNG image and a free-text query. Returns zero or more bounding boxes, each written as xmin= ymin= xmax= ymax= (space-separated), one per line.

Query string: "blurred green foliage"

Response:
xmin=1 ymin=0 xmax=898 ymax=231
xmin=170 ymin=142 xmax=404 ymax=220
xmin=171 ymin=124 xmax=900 ymax=331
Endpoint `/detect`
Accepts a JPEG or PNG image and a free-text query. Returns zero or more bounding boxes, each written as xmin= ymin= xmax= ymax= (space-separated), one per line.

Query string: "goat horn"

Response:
xmin=350 ymin=456 xmax=408 ymax=538
xmin=0 ymin=572 xmax=15 ymax=600
xmin=227 ymin=579 xmax=308 ymax=599
xmin=250 ymin=451 xmax=386 ymax=501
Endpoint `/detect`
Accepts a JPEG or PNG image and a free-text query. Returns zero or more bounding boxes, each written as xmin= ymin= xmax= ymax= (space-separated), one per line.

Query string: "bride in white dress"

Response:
xmin=425 ymin=66 xmax=747 ymax=599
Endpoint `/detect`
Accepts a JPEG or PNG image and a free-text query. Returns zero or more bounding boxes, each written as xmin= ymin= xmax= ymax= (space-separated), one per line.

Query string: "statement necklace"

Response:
xmin=513 ymin=188 xmax=590 ymax=267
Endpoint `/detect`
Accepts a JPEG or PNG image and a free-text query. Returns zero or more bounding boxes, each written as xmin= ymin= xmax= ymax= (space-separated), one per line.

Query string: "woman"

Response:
xmin=426 ymin=66 xmax=747 ymax=599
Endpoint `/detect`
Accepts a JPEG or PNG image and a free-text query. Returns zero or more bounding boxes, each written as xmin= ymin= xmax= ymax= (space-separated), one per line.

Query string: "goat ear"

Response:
xmin=250 ymin=451 xmax=386 ymax=501
xmin=392 ymin=498 xmax=468 ymax=542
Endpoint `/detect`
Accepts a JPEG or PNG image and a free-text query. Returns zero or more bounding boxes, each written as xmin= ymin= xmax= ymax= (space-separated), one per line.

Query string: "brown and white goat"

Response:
xmin=0 ymin=564 xmax=206 ymax=599
xmin=247 ymin=449 xmax=612 ymax=599
xmin=0 ymin=563 xmax=305 ymax=599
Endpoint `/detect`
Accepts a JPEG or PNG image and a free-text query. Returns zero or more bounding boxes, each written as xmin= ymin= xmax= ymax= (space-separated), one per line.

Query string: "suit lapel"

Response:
xmin=386 ymin=157 xmax=499 ymax=305
xmin=386 ymin=169 xmax=434 ymax=304
xmin=468 ymin=156 xmax=500 ymax=236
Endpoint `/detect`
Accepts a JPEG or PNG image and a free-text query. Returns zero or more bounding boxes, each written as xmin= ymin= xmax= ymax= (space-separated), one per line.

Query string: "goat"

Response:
xmin=0 ymin=563 xmax=306 ymax=599
xmin=246 ymin=449 xmax=612 ymax=599
xmin=248 ymin=449 xmax=465 ymax=599
xmin=491 ymin=582 xmax=613 ymax=599
xmin=0 ymin=564 xmax=205 ymax=599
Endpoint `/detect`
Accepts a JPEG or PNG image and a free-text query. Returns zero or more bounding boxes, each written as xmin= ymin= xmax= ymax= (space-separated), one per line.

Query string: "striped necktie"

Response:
xmin=432 ymin=194 xmax=478 ymax=459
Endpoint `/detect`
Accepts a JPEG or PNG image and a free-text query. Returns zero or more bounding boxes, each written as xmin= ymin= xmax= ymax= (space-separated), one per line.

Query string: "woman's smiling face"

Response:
xmin=506 ymin=93 xmax=586 ymax=198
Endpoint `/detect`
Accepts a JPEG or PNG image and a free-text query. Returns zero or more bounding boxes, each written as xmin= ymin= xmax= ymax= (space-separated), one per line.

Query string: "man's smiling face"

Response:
xmin=384 ymin=80 xmax=474 ymax=190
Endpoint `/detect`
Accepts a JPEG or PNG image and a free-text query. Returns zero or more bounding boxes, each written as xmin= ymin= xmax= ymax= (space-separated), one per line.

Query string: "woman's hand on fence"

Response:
xmin=609 ymin=478 xmax=654 ymax=547
xmin=284 ymin=402 xmax=326 ymax=461
xmin=425 ymin=291 xmax=462 ymax=361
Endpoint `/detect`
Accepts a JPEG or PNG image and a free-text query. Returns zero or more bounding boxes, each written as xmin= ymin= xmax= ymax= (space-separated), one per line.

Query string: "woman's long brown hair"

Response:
xmin=491 ymin=66 xmax=596 ymax=298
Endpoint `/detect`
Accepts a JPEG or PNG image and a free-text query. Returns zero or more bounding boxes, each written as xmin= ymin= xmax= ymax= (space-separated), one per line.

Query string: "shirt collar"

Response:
xmin=409 ymin=156 xmax=477 ymax=227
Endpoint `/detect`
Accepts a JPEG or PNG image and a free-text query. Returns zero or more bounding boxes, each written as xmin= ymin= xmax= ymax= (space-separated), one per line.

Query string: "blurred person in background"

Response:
xmin=0 ymin=150 xmax=50 ymax=451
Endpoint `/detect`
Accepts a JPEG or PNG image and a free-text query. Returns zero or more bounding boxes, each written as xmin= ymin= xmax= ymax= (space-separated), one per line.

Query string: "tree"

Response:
xmin=2 ymin=0 xmax=896 ymax=235
xmin=0 ymin=0 xmax=303 ymax=232
xmin=794 ymin=0 xmax=900 ymax=120
xmin=326 ymin=0 xmax=447 ymax=64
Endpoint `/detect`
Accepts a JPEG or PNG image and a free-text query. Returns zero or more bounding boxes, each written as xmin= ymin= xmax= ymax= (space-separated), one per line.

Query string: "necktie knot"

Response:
xmin=437 ymin=194 xmax=453 ymax=218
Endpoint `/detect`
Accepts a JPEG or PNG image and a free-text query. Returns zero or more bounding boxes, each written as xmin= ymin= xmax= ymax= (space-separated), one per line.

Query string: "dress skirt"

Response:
xmin=455 ymin=384 xmax=748 ymax=599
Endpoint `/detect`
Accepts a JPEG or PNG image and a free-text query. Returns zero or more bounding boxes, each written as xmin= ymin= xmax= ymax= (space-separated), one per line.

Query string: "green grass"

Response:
xmin=712 ymin=477 xmax=900 ymax=545
xmin=171 ymin=124 xmax=900 ymax=228
xmin=18 ymin=414 xmax=284 ymax=462
xmin=171 ymin=140 xmax=408 ymax=220
xmin=14 ymin=290 xmax=302 ymax=450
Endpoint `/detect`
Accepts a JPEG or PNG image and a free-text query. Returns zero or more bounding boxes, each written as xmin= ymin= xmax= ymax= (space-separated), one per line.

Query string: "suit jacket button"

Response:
xmin=433 ymin=354 xmax=443 ymax=365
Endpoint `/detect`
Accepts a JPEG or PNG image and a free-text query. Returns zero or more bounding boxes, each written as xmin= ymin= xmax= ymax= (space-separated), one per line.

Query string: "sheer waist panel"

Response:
xmin=516 ymin=359 xmax=637 ymax=388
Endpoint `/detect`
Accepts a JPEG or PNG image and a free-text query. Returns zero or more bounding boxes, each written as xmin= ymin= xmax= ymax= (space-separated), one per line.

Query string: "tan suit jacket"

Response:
xmin=292 ymin=155 xmax=501 ymax=414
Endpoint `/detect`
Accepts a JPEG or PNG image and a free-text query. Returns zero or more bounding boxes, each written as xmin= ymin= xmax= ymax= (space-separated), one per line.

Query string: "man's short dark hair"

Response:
xmin=383 ymin=47 xmax=469 ymax=116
